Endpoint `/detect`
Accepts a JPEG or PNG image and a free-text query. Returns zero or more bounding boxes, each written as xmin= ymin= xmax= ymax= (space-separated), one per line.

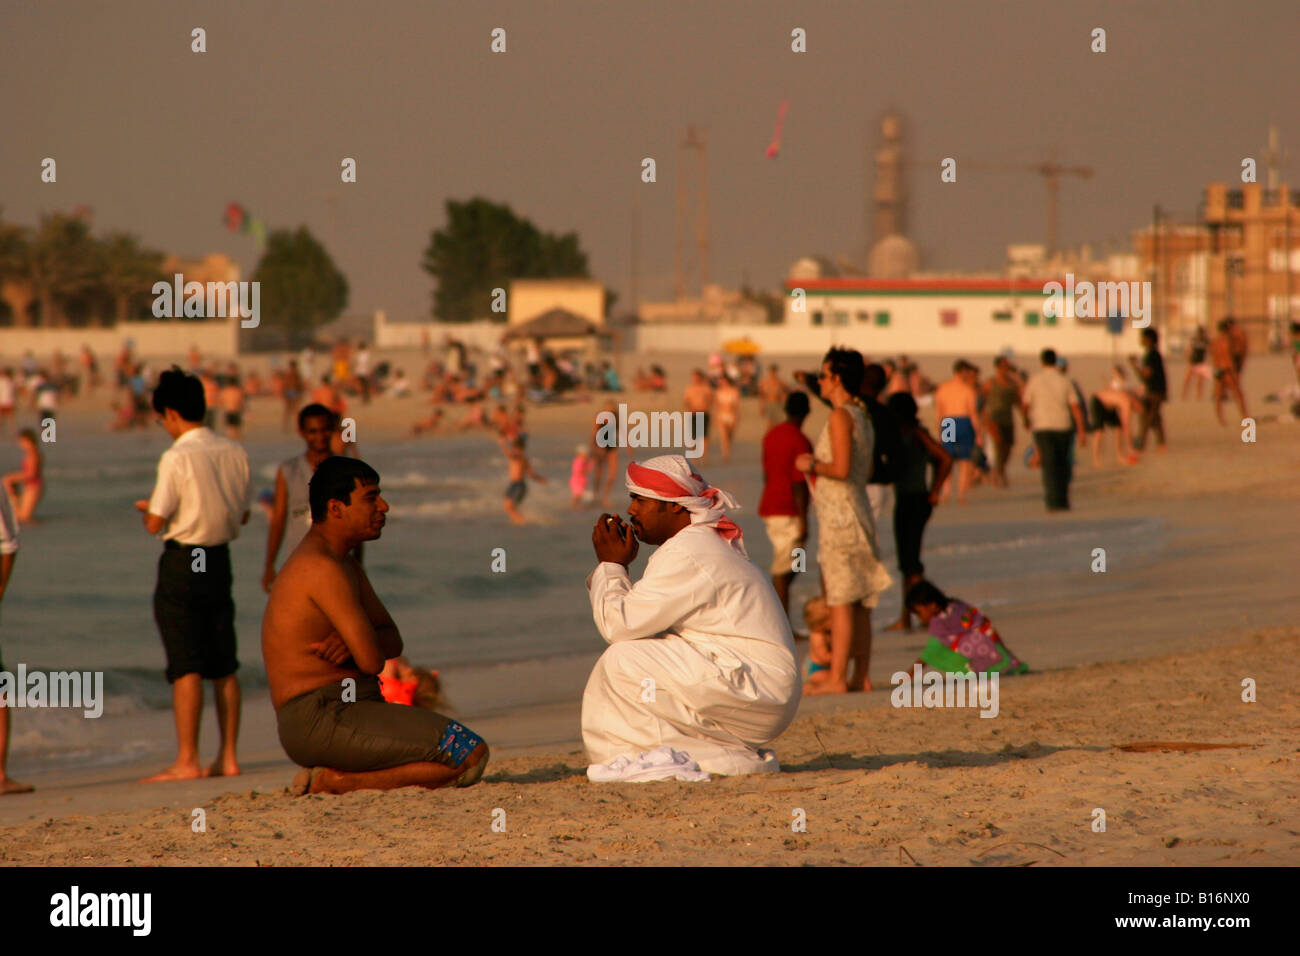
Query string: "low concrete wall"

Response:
xmin=0 ymin=319 xmax=238 ymax=362
xmin=628 ymin=318 xmax=1137 ymax=358
xmin=374 ymin=314 xmax=510 ymax=352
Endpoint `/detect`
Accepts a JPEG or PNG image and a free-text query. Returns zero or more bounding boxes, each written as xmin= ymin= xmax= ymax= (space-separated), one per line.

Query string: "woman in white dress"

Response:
xmin=796 ymin=348 xmax=892 ymax=694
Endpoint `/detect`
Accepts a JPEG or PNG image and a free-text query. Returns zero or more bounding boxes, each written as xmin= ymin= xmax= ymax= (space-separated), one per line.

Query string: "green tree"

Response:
xmin=28 ymin=213 xmax=99 ymax=326
xmin=251 ymin=226 xmax=348 ymax=348
xmin=0 ymin=211 xmax=35 ymax=327
xmin=421 ymin=198 xmax=590 ymax=322
xmin=97 ymin=232 xmax=166 ymax=325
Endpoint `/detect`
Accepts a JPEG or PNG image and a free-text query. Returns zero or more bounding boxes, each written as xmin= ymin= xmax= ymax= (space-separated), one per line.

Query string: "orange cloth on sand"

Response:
xmin=379 ymin=675 xmax=418 ymax=706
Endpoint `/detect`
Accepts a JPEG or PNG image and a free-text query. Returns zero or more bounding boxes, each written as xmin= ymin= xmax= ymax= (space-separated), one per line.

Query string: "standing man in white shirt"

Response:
xmin=135 ymin=367 xmax=251 ymax=782
xmin=0 ymin=487 xmax=30 ymax=794
xmin=0 ymin=369 xmax=15 ymax=435
xmin=1022 ymin=349 xmax=1086 ymax=512
xmin=354 ymin=340 xmax=372 ymax=403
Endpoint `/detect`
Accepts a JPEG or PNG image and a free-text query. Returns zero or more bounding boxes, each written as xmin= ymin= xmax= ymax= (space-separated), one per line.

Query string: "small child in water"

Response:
xmin=504 ymin=436 xmax=547 ymax=524
xmin=569 ymin=444 xmax=593 ymax=509
xmin=801 ymin=595 xmax=833 ymax=682
xmin=905 ymin=579 xmax=1027 ymax=675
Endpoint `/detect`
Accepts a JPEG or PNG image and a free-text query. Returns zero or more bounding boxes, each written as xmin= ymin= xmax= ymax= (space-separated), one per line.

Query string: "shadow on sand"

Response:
xmin=485 ymin=762 xmax=586 ymax=785
xmin=778 ymin=741 xmax=1108 ymax=774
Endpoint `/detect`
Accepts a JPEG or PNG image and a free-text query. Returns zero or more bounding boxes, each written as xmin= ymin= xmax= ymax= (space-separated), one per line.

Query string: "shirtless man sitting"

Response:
xmin=262 ymin=456 xmax=488 ymax=795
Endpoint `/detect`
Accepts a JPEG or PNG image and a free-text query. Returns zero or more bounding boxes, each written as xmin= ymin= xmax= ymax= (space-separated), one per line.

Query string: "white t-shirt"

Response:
xmin=0 ymin=376 xmax=14 ymax=408
xmin=279 ymin=454 xmax=316 ymax=528
xmin=148 ymin=427 xmax=251 ymax=546
xmin=0 ymin=487 xmax=18 ymax=553
xmin=1023 ymin=367 xmax=1079 ymax=432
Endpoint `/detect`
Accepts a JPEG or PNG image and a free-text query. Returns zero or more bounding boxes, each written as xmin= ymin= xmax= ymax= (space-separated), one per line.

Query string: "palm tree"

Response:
xmin=98 ymin=232 xmax=165 ymax=325
xmin=28 ymin=213 xmax=99 ymax=327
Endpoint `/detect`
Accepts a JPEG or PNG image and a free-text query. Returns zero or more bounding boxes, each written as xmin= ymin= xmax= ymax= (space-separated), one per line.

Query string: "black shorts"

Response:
xmin=505 ymin=480 xmax=527 ymax=504
xmin=153 ymin=542 xmax=239 ymax=683
xmin=224 ymin=411 xmax=243 ymax=427
xmin=1088 ymin=396 xmax=1120 ymax=431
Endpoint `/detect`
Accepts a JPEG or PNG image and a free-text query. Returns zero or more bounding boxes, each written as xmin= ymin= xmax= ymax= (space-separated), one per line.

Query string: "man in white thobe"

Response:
xmin=583 ymin=455 xmax=801 ymax=777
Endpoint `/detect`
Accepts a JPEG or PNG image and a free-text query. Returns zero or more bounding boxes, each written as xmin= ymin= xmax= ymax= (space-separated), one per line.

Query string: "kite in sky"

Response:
xmin=223 ymin=201 xmax=267 ymax=250
xmin=766 ymin=99 xmax=790 ymax=159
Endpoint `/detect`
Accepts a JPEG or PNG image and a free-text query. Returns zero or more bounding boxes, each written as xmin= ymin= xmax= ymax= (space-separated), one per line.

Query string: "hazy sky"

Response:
xmin=3 ymin=0 xmax=1297 ymax=320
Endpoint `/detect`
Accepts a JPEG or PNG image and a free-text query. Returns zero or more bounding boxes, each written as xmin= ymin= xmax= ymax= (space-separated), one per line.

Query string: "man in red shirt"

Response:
xmin=759 ymin=391 xmax=812 ymax=614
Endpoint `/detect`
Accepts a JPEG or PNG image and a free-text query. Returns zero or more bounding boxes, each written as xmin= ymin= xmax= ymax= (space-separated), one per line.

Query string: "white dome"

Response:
xmin=868 ymin=235 xmax=919 ymax=278
xmin=788 ymin=256 xmax=840 ymax=280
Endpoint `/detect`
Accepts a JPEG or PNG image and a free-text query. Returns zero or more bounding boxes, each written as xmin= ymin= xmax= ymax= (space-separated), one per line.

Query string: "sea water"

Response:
xmin=0 ymin=419 xmax=1166 ymax=774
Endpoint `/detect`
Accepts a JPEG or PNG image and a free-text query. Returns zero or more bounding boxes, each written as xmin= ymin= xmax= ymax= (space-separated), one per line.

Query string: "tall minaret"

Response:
xmin=871 ymin=113 xmax=905 ymax=252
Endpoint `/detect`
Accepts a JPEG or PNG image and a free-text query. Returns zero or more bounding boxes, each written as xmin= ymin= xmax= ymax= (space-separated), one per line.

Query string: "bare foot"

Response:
xmin=290 ymin=767 xmax=323 ymax=796
xmin=0 ymin=777 xmax=35 ymax=795
xmin=203 ymin=758 xmax=241 ymax=778
xmin=142 ymin=762 xmax=202 ymax=783
xmin=804 ymin=679 xmax=849 ymax=695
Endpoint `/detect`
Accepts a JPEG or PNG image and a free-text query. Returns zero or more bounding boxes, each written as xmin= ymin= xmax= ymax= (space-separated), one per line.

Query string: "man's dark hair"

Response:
xmin=861 ymin=362 xmax=886 ymax=399
xmin=151 ymin=366 xmax=206 ymax=422
xmin=887 ymin=391 xmax=919 ymax=427
xmin=822 ymin=347 xmax=865 ymax=396
xmin=297 ymin=402 xmax=335 ymax=430
xmin=1040 ymin=348 xmax=1057 ymax=367
xmin=309 ymin=456 xmax=380 ymax=522
xmin=1141 ymin=328 xmax=1159 ymax=347
xmin=784 ymin=390 xmax=810 ymax=419
xmin=905 ymin=579 xmax=950 ymax=611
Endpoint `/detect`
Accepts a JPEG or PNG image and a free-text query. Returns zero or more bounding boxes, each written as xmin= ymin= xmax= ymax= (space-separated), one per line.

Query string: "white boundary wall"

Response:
xmin=630 ymin=291 xmax=1141 ymax=357
xmin=0 ymin=319 xmax=237 ymax=361
xmin=374 ymin=313 xmax=509 ymax=352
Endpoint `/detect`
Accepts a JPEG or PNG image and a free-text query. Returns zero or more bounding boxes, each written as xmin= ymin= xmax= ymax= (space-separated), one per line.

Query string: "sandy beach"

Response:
xmin=0 ymin=349 xmax=1297 ymax=866
xmin=2 ymin=628 xmax=1295 ymax=867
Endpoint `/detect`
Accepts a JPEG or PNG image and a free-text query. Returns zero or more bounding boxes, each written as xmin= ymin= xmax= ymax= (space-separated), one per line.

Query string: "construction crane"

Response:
xmin=674 ymin=125 xmax=710 ymax=301
xmin=908 ymin=151 xmax=1094 ymax=257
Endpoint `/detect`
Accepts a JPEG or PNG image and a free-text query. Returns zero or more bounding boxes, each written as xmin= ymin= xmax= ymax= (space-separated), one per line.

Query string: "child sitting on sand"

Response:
xmin=801 ymin=595 xmax=833 ymax=682
xmin=379 ymin=656 xmax=447 ymax=711
xmin=905 ymin=579 xmax=1028 ymax=676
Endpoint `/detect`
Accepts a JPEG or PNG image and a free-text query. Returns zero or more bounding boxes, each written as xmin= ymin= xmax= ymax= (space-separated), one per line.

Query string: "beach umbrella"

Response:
xmin=723 ymin=337 xmax=761 ymax=355
xmin=503 ymin=309 xmax=599 ymax=341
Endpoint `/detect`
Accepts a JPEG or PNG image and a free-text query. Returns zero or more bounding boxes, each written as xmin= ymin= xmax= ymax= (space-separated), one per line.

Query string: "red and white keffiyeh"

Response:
xmin=625 ymin=455 xmax=746 ymax=556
